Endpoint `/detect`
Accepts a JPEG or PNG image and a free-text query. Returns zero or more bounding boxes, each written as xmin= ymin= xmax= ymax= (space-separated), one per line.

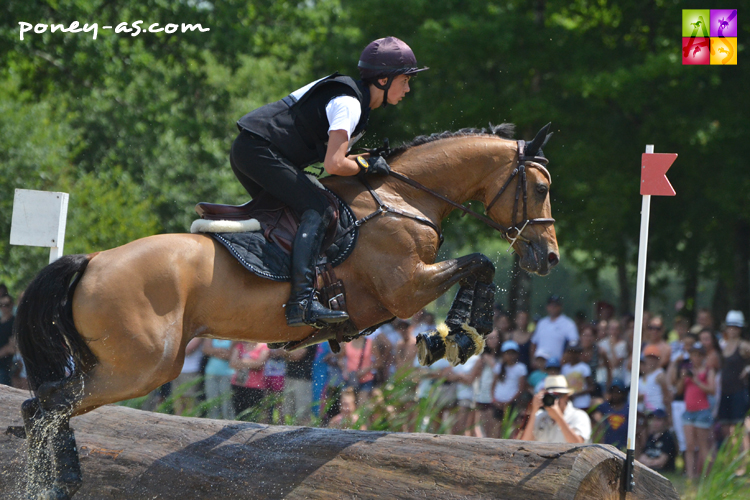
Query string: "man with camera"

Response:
xmin=520 ymin=375 xmax=591 ymax=444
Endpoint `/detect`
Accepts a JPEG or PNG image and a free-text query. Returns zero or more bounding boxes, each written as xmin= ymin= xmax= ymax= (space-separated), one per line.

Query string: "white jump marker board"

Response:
xmin=10 ymin=189 xmax=69 ymax=263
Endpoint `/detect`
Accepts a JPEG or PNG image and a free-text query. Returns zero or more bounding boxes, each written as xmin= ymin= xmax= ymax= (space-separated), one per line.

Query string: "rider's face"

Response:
xmin=379 ymin=74 xmax=411 ymax=105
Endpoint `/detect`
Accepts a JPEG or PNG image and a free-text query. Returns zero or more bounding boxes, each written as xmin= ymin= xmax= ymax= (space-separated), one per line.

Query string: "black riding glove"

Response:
xmin=356 ymin=156 xmax=391 ymax=176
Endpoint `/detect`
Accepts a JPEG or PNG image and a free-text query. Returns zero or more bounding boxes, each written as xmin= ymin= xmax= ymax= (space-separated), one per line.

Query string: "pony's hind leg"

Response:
xmin=24 ymin=376 xmax=86 ymax=500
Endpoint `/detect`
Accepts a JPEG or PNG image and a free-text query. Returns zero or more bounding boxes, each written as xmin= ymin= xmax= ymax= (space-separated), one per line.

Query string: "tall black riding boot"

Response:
xmin=285 ymin=209 xmax=349 ymax=327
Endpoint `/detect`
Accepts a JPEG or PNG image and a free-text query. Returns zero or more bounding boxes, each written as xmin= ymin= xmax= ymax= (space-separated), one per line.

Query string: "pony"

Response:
xmin=16 ymin=123 xmax=559 ymax=499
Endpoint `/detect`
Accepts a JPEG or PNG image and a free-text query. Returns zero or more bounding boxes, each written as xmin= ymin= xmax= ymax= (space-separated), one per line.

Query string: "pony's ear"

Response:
xmin=542 ymin=132 xmax=553 ymax=149
xmin=525 ymin=123 xmax=551 ymax=156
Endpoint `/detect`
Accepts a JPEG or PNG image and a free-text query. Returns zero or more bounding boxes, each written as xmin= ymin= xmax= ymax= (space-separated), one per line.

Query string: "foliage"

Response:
xmin=1 ymin=0 xmax=748 ymax=315
xmin=693 ymin=423 xmax=749 ymax=500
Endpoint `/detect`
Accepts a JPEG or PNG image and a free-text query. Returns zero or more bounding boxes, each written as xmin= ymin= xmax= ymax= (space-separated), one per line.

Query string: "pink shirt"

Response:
xmin=231 ymin=343 xmax=268 ymax=389
xmin=345 ymin=340 xmax=374 ymax=384
xmin=684 ymin=370 xmax=710 ymax=412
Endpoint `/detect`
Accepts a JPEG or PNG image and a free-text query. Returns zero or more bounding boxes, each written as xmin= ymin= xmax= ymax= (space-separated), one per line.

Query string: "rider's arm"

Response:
xmin=324 ymin=130 xmax=361 ymax=176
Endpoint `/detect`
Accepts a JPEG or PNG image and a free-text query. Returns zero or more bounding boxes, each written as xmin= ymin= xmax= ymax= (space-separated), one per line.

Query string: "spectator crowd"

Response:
xmin=2 ymin=280 xmax=749 ymax=478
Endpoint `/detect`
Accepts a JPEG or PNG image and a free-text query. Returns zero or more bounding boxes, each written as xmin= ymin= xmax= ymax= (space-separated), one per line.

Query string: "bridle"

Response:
xmin=351 ymin=139 xmax=555 ymax=248
xmin=484 ymin=139 xmax=555 ymax=247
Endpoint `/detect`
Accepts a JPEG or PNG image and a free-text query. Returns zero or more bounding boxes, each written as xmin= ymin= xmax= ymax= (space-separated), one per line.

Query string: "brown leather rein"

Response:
xmin=352 ymin=139 xmax=555 ymax=247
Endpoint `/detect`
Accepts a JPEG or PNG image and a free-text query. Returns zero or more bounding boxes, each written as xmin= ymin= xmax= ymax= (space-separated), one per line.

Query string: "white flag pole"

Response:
xmin=624 ymin=144 xmax=654 ymax=491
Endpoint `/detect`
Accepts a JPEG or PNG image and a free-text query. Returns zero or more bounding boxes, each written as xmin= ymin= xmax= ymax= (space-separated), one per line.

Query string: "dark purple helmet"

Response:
xmin=358 ymin=37 xmax=429 ymax=81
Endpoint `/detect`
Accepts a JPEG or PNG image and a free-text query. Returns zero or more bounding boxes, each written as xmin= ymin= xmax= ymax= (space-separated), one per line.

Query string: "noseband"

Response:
xmin=353 ymin=140 xmax=554 ymax=248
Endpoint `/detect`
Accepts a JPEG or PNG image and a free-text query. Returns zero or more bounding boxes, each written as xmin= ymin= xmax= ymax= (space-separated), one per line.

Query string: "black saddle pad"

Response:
xmin=210 ymin=190 xmax=358 ymax=281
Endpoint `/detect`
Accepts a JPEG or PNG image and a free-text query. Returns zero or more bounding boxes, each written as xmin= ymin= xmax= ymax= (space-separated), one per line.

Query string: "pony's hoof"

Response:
xmin=416 ymin=330 xmax=446 ymax=366
xmin=444 ymin=332 xmax=479 ymax=366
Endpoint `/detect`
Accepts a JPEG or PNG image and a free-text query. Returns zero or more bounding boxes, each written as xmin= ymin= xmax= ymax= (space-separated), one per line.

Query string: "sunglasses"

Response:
xmin=0 ymin=303 xmax=11 ymax=308
xmin=647 ymin=325 xmax=663 ymax=330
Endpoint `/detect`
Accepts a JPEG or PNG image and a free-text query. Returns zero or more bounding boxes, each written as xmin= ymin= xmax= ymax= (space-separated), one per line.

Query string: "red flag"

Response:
xmin=641 ymin=153 xmax=678 ymax=196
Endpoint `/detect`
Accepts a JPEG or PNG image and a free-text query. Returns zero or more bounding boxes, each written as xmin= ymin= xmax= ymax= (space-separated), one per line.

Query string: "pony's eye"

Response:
xmin=536 ymin=184 xmax=548 ymax=195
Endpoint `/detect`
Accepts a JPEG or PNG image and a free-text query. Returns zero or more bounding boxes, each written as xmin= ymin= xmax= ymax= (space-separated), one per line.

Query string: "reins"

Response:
xmin=349 ymin=139 xmax=555 ymax=247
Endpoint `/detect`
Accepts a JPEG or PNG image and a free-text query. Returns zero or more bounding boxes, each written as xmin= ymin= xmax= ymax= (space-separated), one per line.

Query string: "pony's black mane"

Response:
xmin=386 ymin=123 xmax=515 ymax=158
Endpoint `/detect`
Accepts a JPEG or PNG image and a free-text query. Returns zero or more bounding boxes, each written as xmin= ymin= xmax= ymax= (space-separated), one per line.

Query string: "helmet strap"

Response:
xmin=373 ymin=75 xmax=395 ymax=108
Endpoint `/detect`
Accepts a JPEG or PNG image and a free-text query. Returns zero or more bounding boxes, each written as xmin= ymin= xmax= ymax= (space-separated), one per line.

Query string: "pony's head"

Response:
xmin=483 ymin=123 xmax=559 ymax=276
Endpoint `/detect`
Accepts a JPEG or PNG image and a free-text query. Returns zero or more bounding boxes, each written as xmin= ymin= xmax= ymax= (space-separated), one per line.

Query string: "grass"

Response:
xmin=661 ymin=424 xmax=750 ymax=500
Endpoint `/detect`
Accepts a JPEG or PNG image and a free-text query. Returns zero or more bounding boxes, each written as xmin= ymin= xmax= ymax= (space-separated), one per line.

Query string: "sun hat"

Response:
xmin=546 ymin=357 xmax=562 ymax=369
xmin=534 ymin=349 xmax=550 ymax=360
xmin=501 ymin=340 xmax=520 ymax=353
xmin=726 ymin=310 xmax=745 ymax=328
xmin=543 ymin=374 xmax=575 ymax=394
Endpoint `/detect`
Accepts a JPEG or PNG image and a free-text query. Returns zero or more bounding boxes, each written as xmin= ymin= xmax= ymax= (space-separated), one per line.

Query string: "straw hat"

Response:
xmin=543 ymin=375 xmax=575 ymax=394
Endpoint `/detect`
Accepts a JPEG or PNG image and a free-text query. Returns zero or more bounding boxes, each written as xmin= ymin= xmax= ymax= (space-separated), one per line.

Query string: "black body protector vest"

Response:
xmin=236 ymin=74 xmax=371 ymax=168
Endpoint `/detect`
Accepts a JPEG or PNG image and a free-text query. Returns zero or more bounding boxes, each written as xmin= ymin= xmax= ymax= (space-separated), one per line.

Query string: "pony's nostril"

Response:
xmin=548 ymin=252 xmax=559 ymax=266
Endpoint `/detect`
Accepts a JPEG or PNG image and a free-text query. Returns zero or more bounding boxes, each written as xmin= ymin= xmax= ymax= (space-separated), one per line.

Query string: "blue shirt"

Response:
xmin=205 ymin=339 xmax=235 ymax=377
xmin=597 ymin=402 xmax=629 ymax=450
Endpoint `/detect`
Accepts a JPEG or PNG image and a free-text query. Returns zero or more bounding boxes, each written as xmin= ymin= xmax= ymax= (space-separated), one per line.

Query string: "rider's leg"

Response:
xmin=285 ymin=206 xmax=349 ymax=327
xmin=230 ymin=132 xmax=264 ymax=198
xmin=230 ymin=131 xmax=348 ymax=327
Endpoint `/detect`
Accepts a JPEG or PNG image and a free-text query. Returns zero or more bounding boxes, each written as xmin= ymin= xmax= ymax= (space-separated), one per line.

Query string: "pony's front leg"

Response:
xmin=385 ymin=253 xmax=496 ymax=367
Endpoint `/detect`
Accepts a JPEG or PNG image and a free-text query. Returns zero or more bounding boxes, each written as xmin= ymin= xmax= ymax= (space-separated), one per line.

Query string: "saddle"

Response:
xmin=196 ymin=190 xmax=341 ymax=257
xmin=194 ymin=188 xmax=364 ymax=352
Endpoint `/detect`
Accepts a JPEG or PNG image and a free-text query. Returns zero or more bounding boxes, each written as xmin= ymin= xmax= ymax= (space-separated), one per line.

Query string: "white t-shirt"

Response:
xmin=532 ymin=401 xmax=592 ymax=443
xmin=493 ymin=362 xmax=528 ymax=403
xmin=415 ymin=356 xmax=451 ymax=399
xmin=532 ymin=315 xmax=579 ymax=360
xmin=371 ymin=323 xmax=402 ymax=349
xmin=453 ymin=356 xmax=479 ymax=401
xmin=562 ymin=362 xmax=592 ymax=409
xmin=290 ymin=77 xmax=363 ymax=145
xmin=181 ymin=344 xmax=204 ymax=374
xmin=476 ymin=362 xmax=495 ymax=404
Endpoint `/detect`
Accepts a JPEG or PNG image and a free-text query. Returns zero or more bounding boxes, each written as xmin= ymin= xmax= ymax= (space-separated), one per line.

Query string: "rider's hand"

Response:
xmin=356 ymin=156 xmax=391 ymax=176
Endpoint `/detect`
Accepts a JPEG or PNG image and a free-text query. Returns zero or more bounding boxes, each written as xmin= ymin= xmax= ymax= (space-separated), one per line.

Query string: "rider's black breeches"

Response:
xmin=230 ymin=130 xmax=328 ymax=217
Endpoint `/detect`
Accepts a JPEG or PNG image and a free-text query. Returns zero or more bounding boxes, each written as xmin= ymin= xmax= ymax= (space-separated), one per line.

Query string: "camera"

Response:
xmin=542 ymin=392 xmax=559 ymax=407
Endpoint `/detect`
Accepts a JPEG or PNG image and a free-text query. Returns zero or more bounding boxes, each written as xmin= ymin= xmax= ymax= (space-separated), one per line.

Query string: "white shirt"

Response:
xmin=562 ymin=362 xmax=592 ymax=409
xmin=290 ymin=77 xmax=363 ymax=145
xmin=453 ymin=355 xmax=479 ymax=401
xmin=639 ymin=368 xmax=666 ymax=412
xmin=371 ymin=323 xmax=402 ymax=349
xmin=532 ymin=314 xmax=579 ymax=360
xmin=415 ymin=357 xmax=451 ymax=399
xmin=181 ymin=344 xmax=204 ymax=374
xmin=532 ymin=401 xmax=592 ymax=443
xmin=476 ymin=362 xmax=495 ymax=404
xmin=493 ymin=362 xmax=528 ymax=403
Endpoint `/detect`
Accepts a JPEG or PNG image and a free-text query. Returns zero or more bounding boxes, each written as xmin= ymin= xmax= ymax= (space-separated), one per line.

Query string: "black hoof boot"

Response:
xmin=471 ymin=282 xmax=496 ymax=335
xmin=50 ymin=425 xmax=82 ymax=500
xmin=416 ymin=330 xmax=447 ymax=366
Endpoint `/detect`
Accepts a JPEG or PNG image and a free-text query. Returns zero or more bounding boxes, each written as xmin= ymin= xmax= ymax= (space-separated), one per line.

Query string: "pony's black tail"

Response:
xmin=15 ymin=254 xmax=98 ymax=393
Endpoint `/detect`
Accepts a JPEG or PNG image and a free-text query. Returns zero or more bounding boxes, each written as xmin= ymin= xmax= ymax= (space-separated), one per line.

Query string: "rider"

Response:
xmin=231 ymin=37 xmax=428 ymax=328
